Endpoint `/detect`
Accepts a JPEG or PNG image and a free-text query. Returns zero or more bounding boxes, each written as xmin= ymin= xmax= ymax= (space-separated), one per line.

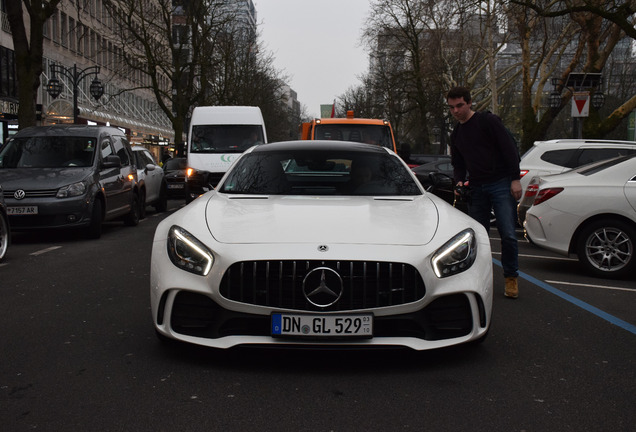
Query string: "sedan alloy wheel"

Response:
xmin=576 ymin=219 xmax=635 ymax=278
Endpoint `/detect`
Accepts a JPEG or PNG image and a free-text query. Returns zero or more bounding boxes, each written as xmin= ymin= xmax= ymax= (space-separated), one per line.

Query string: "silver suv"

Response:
xmin=0 ymin=125 xmax=141 ymax=238
xmin=518 ymin=139 xmax=636 ymax=224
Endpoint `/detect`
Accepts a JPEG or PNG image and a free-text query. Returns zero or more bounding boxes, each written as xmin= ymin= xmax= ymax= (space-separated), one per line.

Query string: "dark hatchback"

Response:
xmin=412 ymin=157 xmax=454 ymax=201
xmin=0 ymin=125 xmax=141 ymax=238
xmin=163 ymin=157 xmax=187 ymax=199
xmin=411 ymin=157 xmax=471 ymax=214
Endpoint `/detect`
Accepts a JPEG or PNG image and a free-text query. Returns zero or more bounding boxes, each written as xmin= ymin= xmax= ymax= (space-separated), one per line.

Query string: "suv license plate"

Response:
xmin=8 ymin=206 xmax=38 ymax=215
xmin=271 ymin=313 xmax=373 ymax=338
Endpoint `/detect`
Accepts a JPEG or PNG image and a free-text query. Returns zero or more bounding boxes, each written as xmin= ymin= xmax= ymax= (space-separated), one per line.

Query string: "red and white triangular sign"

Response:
xmin=572 ymin=91 xmax=590 ymax=117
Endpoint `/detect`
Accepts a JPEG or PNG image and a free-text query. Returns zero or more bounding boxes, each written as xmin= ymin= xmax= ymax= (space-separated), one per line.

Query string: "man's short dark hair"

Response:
xmin=447 ymin=87 xmax=472 ymax=103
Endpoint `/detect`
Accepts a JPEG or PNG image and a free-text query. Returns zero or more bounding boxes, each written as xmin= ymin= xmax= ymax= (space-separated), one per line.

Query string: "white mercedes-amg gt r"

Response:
xmin=150 ymin=141 xmax=493 ymax=351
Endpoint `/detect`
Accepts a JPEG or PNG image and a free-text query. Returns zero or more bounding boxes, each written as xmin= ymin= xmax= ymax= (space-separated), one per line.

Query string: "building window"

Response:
xmin=51 ymin=10 xmax=59 ymax=44
xmin=60 ymin=13 xmax=68 ymax=48
xmin=0 ymin=47 xmax=17 ymax=98
xmin=68 ymin=18 xmax=76 ymax=52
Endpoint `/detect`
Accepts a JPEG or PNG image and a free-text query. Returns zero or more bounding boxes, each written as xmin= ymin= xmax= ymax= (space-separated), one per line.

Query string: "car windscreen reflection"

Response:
xmin=219 ymin=150 xmax=422 ymax=196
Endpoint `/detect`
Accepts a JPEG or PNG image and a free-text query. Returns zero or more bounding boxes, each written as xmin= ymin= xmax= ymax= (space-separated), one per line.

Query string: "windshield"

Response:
xmin=163 ymin=158 xmax=187 ymax=171
xmin=190 ymin=125 xmax=264 ymax=154
xmin=0 ymin=136 xmax=97 ymax=168
xmin=219 ymin=149 xmax=421 ymax=196
xmin=314 ymin=124 xmax=393 ymax=150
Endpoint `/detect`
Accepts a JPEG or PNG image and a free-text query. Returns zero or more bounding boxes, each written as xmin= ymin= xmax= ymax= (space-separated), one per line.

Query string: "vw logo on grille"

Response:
xmin=14 ymin=190 xmax=26 ymax=200
xmin=302 ymin=267 xmax=343 ymax=308
xmin=317 ymin=245 xmax=329 ymax=252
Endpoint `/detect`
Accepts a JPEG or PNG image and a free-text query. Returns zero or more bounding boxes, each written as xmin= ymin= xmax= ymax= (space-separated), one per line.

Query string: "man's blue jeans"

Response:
xmin=468 ymin=178 xmax=519 ymax=278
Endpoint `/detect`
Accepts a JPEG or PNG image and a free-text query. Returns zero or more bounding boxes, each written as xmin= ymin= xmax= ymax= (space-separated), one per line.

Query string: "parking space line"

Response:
xmin=492 ymin=251 xmax=577 ymax=261
xmin=30 ymin=246 xmax=62 ymax=256
xmin=493 ymin=258 xmax=636 ymax=336
xmin=546 ymin=280 xmax=636 ymax=293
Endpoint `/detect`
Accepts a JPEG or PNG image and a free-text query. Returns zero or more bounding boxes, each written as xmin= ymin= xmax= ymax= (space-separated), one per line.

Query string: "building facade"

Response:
xmin=1 ymin=0 xmax=174 ymax=157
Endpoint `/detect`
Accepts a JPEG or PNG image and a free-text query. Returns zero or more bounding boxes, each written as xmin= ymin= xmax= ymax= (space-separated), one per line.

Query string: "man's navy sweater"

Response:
xmin=450 ymin=112 xmax=520 ymax=186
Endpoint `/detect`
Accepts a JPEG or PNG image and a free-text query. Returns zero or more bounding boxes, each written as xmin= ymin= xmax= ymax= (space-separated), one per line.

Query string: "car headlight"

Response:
xmin=56 ymin=181 xmax=87 ymax=198
xmin=431 ymin=228 xmax=477 ymax=278
xmin=167 ymin=225 xmax=214 ymax=276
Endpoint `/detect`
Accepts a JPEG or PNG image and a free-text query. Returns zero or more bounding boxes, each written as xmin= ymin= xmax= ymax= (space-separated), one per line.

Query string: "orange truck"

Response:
xmin=300 ymin=110 xmax=397 ymax=152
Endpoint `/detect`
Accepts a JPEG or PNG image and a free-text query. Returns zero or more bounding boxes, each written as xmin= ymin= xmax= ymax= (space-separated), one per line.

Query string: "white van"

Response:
xmin=185 ymin=106 xmax=267 ymax=202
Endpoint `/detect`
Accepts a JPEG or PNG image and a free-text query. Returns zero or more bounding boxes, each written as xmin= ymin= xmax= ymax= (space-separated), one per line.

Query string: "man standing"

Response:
xmin=447 ymin=86 xmax=522 ymax=298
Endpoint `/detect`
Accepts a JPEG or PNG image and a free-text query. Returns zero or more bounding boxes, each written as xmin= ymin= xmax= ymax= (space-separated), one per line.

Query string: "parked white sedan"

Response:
xmin=150 ymin=141 xmax=493 ymax=351
xmin=524 ymin=154 xmax=636 ymax=278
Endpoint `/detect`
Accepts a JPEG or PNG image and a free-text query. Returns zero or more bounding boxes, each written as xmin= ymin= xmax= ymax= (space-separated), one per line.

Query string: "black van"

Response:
xmin=0 ymin=125 xmax=141 ymax=238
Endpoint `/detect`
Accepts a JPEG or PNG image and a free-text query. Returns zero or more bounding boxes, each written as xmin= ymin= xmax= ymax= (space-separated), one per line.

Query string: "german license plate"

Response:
xmin=8 ymin=206 xmax=38 ymax=215
xmin=168 ymin=184 xmax=184 ymax=189
xmin=271 ymin=313 xmax=373 ymax=338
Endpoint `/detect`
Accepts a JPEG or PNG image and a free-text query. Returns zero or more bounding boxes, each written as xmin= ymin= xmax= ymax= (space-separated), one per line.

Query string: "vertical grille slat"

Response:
xmin=219 ymin=260 xmax=426 ymax=312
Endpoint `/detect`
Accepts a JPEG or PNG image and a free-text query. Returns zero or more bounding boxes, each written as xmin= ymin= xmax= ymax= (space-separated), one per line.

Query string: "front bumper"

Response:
xmin=5 ymin=195 xmax=92 ymax=230
xmin=154 ymin=288 xmax=489 ymax=351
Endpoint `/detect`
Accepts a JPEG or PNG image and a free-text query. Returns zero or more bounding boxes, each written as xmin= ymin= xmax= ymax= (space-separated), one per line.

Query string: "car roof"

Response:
xmin=532 ymin=139 xmax=636 ymax=148
xmin=251 ymin=140 xmax=392 ymax=154
xmin=313 ymin=118 xmax=388 ymax=126
xmin=11 ymin=125 xmax=124 ymax=139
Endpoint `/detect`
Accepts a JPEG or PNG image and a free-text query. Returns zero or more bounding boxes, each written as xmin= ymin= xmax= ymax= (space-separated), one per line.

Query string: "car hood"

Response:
xmin=205 ymin=194 xmax=440 ymax=246
xmin=164 ymin=170 xmax=185 ymax=178
xmin=0 ymin=167 xmax=93 ymax=190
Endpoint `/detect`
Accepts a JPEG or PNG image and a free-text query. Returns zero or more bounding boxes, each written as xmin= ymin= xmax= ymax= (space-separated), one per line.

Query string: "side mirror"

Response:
xmin=102 ymin=154 xmax=122 ymax=168
xmin=428 ymin=172 xmax=453 ymax=190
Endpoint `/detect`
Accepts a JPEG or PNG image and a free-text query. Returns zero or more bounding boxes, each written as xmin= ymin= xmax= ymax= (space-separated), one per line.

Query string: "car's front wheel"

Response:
xmin=576 ymin=218 xmax=636 ymax=279
xmin=124 ymin=193 xmax=140 ymax=226
xmin=0 ymin=211 xmax=10 ymax=260
xmin=86 ymin=199 xmax=103 ymax=239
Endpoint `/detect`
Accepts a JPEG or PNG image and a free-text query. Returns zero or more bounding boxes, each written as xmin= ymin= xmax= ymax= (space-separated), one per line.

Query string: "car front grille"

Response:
xmin=4 ymin=189 xmax=58 ymax=199
xmin=219 ymin=260 xmax=426 ymax=312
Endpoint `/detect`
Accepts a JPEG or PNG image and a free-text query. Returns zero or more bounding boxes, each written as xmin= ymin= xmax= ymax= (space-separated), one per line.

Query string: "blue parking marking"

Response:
xmin=493 ymin=258 xmax=636 ymax=336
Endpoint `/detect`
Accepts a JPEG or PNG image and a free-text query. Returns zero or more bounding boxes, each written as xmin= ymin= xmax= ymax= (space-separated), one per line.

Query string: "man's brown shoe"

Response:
xmin=505 ymin=277 xmax=519 ymax=299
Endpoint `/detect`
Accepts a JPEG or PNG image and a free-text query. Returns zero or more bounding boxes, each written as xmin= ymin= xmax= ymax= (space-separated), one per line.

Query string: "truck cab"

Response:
xmin=300 ymin=110 xmax=397 ymax=152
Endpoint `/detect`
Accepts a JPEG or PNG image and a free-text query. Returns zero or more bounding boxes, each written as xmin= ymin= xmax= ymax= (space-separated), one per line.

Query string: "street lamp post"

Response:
xmin=46 ymin=64 xmax=104 ymax=124
xmin=549 ymin=73 xmax=604 ymax=139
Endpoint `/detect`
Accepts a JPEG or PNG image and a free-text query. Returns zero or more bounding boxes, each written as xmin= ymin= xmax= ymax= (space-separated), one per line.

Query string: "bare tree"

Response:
xmin=508 ymin=0 xmax=636 ymax=147
xmin=6 ymin=0 xmax=62 ymax=129
xmin=106 ymin=0 xmax=291 ymax=149
xmin=359 ymin=0 xmax=517 ymax=152
xmin=105 ymin=0 xmax=238 ymax=154
xmin=512 ymin=0 xmax=636 ymax=40
xmin=350 ymin=0 xmax=635 ymax=153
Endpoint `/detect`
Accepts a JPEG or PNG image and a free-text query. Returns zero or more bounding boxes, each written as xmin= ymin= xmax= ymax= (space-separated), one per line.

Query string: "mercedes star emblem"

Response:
xmin=302 ymin=267 xmax=343 ymax=308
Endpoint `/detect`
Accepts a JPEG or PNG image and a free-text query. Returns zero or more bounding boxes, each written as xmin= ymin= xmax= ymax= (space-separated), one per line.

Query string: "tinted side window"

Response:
xmin=575 ymin=148 xmax=636 ymax=166
xmin=112 ymin=136 xmax=131 ymax=166
xmin=540 ymin=149 xmax=577 ymax=168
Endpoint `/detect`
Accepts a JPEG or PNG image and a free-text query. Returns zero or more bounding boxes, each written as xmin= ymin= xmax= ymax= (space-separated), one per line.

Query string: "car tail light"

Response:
xmin=186 ymin=167 xmax=194 ymax=177
xmin=533 ymin=187 xmax=563 ymax=205
xmin=520 ymin=170 xmax=529 ymax=178
xmin=524 ymin=183 xmax=539 ymax=197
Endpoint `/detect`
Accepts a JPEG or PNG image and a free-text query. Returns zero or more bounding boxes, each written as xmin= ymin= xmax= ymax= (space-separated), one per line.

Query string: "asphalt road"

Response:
xmin=1 ymin=201 xmax=634 ymax=431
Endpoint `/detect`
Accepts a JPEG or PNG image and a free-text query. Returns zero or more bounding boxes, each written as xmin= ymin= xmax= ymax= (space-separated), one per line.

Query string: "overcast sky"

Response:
xmin=254 ymin=0 xmax=372 ymax=118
